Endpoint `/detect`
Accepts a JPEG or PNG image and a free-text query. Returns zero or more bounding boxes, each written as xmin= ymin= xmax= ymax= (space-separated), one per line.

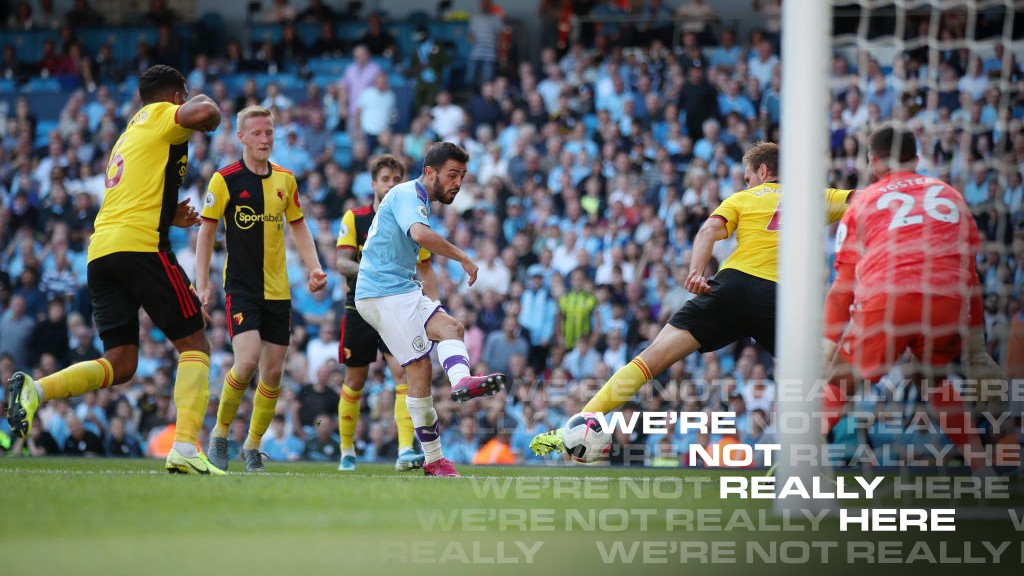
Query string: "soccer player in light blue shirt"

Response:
xmin=354 ymin=142 xmax=508 ymax=477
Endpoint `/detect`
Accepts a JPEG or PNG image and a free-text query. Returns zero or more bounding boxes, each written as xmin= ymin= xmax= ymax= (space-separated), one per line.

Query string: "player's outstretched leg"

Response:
xmin=6 ymin=372 xmax=39 ymax=439
xmin=530 ymin=356 xmax=656 ymax=455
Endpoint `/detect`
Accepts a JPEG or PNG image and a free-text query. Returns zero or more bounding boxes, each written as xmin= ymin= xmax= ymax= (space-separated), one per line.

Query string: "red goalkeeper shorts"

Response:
xmin=838 ymin=294 xmax=967 ymax=381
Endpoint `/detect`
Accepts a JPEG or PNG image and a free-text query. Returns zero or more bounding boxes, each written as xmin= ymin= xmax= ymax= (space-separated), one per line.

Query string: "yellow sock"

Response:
xmin=38 ymin=358 xmax=113 ymax=400
xmin=173 ymin=351 xmax=210 ymax=445
xmin=394 ymin=383 xmax=414 ymax=452
xmin=582 ymin=358 xmax=653 ymax=414
xmin=213 ymin=368 xmax=250 ymax=438
xmin=245 ymin=380 xmax=279 ymax=449
xmin=338 ymin=384 xmax=362 ymax=451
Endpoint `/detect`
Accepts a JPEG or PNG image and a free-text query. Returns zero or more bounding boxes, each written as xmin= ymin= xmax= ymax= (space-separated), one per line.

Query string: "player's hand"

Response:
xmin=171 ymin=198 xmax=201 ymax=228
xmin=462 ymin=259 xmax=479 ymax=287
xmin=197 ymin=283 xmax=214 ymax=325
xmin=307 ymin=269 xmax=328 ymax=293
xmin=684 ymin=268 xmax=712 ymax=295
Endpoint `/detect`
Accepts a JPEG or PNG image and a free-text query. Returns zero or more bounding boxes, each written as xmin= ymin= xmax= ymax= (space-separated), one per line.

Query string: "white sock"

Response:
xmin=173 ymin=441 xmax=198 ymax=458
xmin=342 ymin=448 xmax=356 ymax=458
xmin=436 ymin=339 xmax=472 ymax=384
xmin=406 ymin=395 xmax=443 ymax=464
xmin=34 ymin=380 xmax=45 ymax=402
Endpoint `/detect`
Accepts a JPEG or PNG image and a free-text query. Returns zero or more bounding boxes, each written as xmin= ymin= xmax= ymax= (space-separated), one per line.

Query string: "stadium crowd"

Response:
xmin=0 ymin=0 xmax=1023 ymax=467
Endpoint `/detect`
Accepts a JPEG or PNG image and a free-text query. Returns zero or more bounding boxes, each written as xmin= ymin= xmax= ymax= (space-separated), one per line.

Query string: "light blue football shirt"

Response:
xmin=355 ymin=179 xmax=431 ymax=300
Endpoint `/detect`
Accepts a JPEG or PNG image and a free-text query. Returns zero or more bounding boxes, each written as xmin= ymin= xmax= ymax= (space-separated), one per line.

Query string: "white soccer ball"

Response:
xmin=562 ymin=411 xmax=612 ymax=463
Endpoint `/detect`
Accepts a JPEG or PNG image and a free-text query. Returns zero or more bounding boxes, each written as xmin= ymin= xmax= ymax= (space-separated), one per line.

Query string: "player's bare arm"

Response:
xmin=290 ymin=219 xmax=327 ymax=293
xmin=335 ymin=246 xmax=359 ymax=279
xmin=685 ymin=216 xmax=729 ymax=295
xmin=170 ymin=198 xmax=201 ymax=228
xmin=176 ymin=94 xmax=221 ymax=132
xmin=193 ymin=218 xmax=219 ymax=323
xmin=408 ymin=223 xmax=478 ymax=286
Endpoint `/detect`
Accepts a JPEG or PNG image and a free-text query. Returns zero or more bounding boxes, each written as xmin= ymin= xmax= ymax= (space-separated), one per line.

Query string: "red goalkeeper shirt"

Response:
xmin=834 ymin=171 xmax=980 ymax=307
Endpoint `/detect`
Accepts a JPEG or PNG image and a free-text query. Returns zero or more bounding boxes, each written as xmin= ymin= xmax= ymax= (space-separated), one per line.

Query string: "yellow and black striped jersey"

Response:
xmin=201 ymin=161 xmax=305 ymax=300
xmin=89 ymin=101 xmax=193 ymax=262
xmin=336 ymin=205 xmax=430 ymax=307
xmin=710 ymin=183 xmax=852 ymax=283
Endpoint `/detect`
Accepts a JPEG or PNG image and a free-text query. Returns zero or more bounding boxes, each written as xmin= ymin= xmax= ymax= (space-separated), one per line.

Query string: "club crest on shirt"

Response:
xmin=276 ymin=189 xmax=285 ymax=200
xmin=412 ymin=336 xmax=426 ymax=352
xmin=233 ymin=312 xmax=244 ymax=325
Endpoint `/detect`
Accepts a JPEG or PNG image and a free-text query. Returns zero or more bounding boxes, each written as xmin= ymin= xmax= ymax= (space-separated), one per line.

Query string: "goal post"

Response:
xmin=775 ymin=0 xmax=834 ymax=514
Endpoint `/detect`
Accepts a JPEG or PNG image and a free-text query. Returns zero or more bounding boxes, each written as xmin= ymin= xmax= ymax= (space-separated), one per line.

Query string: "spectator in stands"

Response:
xmin=304 ymin=319 xmax=339 ymax=383
xmin=39 ymin=38 xmax=74 ymax=78
xmin=302 ymin=414 xmax=339 ymax=461
xmin=299 ymin=0 xmax=336 ymax=23
xmin=483 ymin=316 xmax=529 ymax=376
xmin=466 ymin=0 xmax=504 ymax=88
xmin=273 ymin=22 xmax=307 ymax=69
xmin=62 ymin=413 xmax=103 ymax=456
xmin=64 ymin=0 xmax=103 ymax=28
xmin=357 ymin=13 xmax=396 ymax=59
xmin=263 ymin=0 xmax=296 ymax=24
xmin=356 ymin=72 xmax=396 ymax=152
xmin=0 ymin=294 xmax=33 ymax=368
xmin=446 ymin=415 xmax=479 ymax=464
xmin=561 ymin=335 xmax=600 ymax=379
xmin=104 ymin=415 xmax=143 ymax=457
xmin=747 ymin=39 xmax=779 ymax=93
xmin=341 ymin=45 xmax=381 ymax=127
xmin=261 ymin=414 xmax=303 ymax=460
xmin=309 ymin=21 xmax=345 ymax=58
xmin=677 ymin=64 xmax=717 ymax=139
xmin=295 ymin=363 xmax=340 ymax=429
xmin=142 ymin=0 xmax=176 ymax=27
xmin=676 ymin=0 xmax=718 ymax=46
xmin=430 ymin=90 xmax=466 ymax=142
xmin=29 ymin=298 xmax=69 ymax=367
xmin=6 ymin=1 xmax=33 ymax=30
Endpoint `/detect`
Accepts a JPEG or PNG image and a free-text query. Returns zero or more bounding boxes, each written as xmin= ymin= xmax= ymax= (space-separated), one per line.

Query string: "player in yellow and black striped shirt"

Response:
xmin=195 ymin=106 xmax=327 ymax=472
xmin=6 ymin=65 xmax=225 ymax=474
xmin=531 ymin=142 xmax=855 ymax=456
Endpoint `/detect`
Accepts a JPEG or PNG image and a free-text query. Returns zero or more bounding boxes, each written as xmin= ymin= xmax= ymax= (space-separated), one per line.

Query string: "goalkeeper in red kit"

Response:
xmin=822 ymin=123 xmax=1002 ymax=475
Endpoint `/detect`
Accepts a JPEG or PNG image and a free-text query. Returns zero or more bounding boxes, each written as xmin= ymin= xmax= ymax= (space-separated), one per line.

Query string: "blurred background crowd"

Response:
xmin=0 ymin=0 xmax=1022 ymax=467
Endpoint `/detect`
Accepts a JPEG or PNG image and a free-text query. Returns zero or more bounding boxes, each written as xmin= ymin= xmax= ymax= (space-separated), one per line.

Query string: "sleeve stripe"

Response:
xmin=201 ymin=216 xmax=218 ymax=223
xmin=709 ymin=214 xmax=728 ymax=224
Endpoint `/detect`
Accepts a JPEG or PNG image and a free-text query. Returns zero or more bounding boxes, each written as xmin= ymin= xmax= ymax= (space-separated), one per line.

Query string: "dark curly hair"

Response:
xmin=138 ymin=65 xmax=186 ymax=105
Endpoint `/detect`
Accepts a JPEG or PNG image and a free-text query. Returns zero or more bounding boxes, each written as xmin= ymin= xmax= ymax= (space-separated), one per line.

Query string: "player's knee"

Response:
xmin=444 ymin=316 xmax=465 ymax=340
xmin=261 ymin=365 xmax=284 ymax=386
xmin=344 ymin=376 xmax=366 ymax=391
xmin=234 ymin=358 xmax=259 ymax=381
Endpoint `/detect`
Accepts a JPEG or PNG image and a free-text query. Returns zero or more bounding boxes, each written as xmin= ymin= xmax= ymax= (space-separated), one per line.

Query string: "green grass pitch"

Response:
xmin=0 ymin=458 xmax=1020 ymax=576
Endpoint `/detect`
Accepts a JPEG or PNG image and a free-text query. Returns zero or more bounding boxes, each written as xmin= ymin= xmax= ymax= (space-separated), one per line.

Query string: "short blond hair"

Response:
xmin=236 ymin=105 xmax=273 ymax=131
